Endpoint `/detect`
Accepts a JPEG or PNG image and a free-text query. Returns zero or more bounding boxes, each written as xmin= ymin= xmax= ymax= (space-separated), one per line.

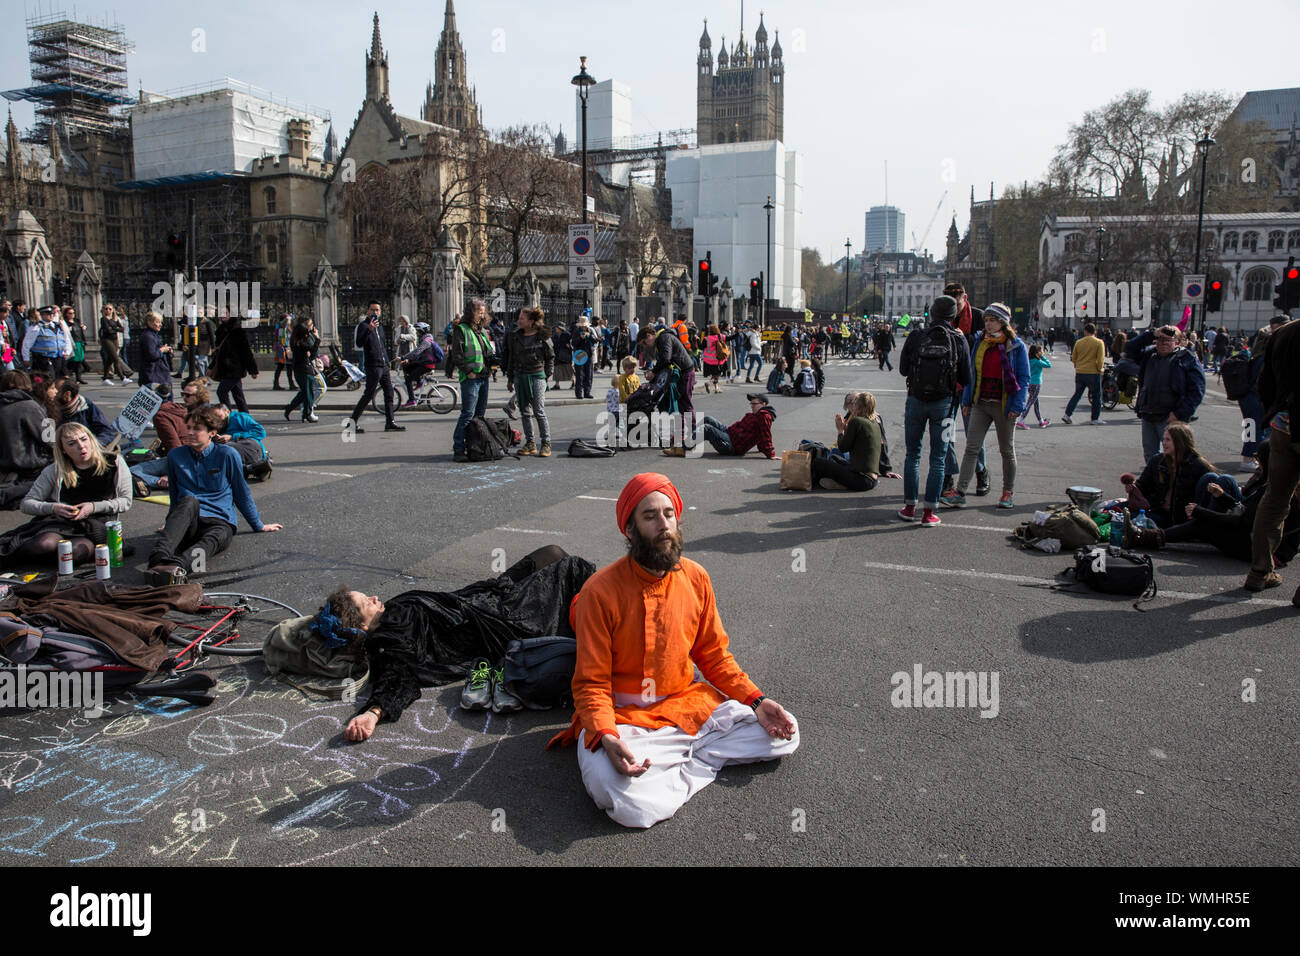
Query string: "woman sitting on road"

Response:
xmin=322 ymin=546 xmax=596 ymax=743
xmin=810 ymin=391 xmax=882 ymax=492
xmin=1120 ymin=421 xmax=1213 ymax=530
xmin=0 ymin=422 xmax=131 ymax=568
xmin=54 ymin=378 xmax=118 ymax=447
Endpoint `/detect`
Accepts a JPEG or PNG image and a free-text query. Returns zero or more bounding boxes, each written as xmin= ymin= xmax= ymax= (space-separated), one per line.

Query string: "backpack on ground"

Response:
xmin=487 ymin=418 xmax=521 ymax=448
xmin=1219 ymin=352 xmax=1254 ymax=401
xmin=465 ymin=417 xmax=517 ymax=461
xmin=1065 ymin=545 xmax=1157 ymax=600
xmin=500 ymin=636 xmax=576 ymax=709
xmin=798 ymin=368 xmax=817 ymax=395
xmin=568 ymin=438 xmax=616 ymax=457
xmin=912 ymin=325 xmax=960 ymax=401
xmin=1011 ymin=504 xmax=1102 ymax=550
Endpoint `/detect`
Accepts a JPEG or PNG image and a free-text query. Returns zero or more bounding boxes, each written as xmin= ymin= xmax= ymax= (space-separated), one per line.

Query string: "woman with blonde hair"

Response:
xmin=0 ymin=422 xmax=132 ymax=568
xmin=810 ymin=390 xmax=882 ymax=492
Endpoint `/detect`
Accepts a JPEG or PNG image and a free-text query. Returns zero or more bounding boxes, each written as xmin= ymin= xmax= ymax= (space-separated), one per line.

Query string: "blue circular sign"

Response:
xmin=573 ymin=237 xmax=591 ymax=256
xmin=1186 ymin=282 xmax=1202 ymax=297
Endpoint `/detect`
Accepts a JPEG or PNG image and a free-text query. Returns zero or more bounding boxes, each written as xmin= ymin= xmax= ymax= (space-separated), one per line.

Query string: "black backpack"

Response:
xmin=912 ymin=325 xmax=960 ymax=401
xmin=500 ymin=636 xmax=576 ymax=709
xmin=1066 ymin=545 xmax=1157 ymax=600
xmin=465 ymin=417 xmax=517 ymax=461
xmin=1219 ymin=353 xmax=1253 ymax=400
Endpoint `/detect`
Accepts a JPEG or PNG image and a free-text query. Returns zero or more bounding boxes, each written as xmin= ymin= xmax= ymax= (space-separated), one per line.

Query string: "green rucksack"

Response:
xmin=1012 ymin=504 xmax=1102 ymax=550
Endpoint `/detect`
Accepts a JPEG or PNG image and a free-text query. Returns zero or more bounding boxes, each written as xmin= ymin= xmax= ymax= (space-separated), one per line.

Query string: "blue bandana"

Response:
xmin=310 ymin=601 xmax=366 ymax=648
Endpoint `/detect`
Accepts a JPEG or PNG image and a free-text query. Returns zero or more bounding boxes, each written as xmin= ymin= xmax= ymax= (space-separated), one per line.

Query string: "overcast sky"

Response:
xmin=5 ymin=0 xmax=1297 ymax=265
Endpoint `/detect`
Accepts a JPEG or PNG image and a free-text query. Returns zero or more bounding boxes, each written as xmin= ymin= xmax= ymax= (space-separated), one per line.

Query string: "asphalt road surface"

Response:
xmin=2 ymin=352 xmax=1296 ymax=867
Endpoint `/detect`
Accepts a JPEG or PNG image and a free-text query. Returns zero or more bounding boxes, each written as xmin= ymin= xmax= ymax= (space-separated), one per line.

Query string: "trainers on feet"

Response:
xmin=997 ymin=491 xmax=1014 ymax=509
xmin=939 ymin=490 xmax=967 ymax=508
xmin=491 ymin=667 xmax=524 ymax=713
xmin=539 ymin=441 xmax=551 ymax=457
xmin=1040 ymin=419 xmax=1050 ymax=428
xmin=453 ymin=450 xmax=470 ymax=462
xmin=897 ymin=504 xmax=917 ymax=522
xmin=519 ymin=440 xmax=537 ymax=456
xmin=920 ymin=509 xmax=942 ymax=527
xmin=1015 ymin=422 xmax=1029 ymax=430
xmin=460 ymin=658 xmax=493 ymax=711
xmin=1088 ymin=418 xmax=1106 ymax=425
xmin=1061 ymin=415 xmax=1073 ymax=424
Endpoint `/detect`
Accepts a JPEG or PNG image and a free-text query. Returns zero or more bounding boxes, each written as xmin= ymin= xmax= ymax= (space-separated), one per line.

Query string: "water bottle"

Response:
xmin=1110 ymin=512 xmax=1124 ymax=546
xmin=1134 ymin=509 xmax=1153 ymax=530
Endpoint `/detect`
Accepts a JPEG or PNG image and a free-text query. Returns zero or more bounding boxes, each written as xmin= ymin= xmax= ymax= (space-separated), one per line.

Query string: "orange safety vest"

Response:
xmin=673 ymin=320 xmax=690 ymax=346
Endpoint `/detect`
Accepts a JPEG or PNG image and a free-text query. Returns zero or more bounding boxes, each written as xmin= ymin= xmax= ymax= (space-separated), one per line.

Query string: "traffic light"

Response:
xmin=1275 ymin=258 xmax=1300 ymax=312
xmin=750 ymin=278 xmax=760 ymax=307
xmin=697 ymin=257 xmax=710 ymax=296
xmin=1206 ymin=279 xmax=1223 ymax=313
xmin=165 ymin=232 xmax=185 ymax=271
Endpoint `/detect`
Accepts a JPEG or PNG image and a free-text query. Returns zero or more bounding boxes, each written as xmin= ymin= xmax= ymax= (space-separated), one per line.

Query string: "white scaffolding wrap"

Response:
xmin=130 ymin=83 xmax=330 ymax=181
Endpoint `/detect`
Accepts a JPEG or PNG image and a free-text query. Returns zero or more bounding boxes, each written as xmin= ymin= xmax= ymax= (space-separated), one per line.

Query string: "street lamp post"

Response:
xmin=763 ymin=195 xmax=774 ymax=328
xmin=1095 ymin=225 xmax=1106 ymax=329
xmin=1192 ymin=128 xmax=1215 ymax=336
xmin=844 ymin=238 xmax=852 ymax=314
xmin=571 ymin=57 xmax=596 ymax=311
xmin=873 ymin=259 xmax=880 ymax=319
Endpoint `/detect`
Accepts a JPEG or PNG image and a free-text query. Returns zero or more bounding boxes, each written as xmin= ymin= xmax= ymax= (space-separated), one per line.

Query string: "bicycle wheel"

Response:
xmin=1102 ymin=380 xmax=1119 ymax=410
xmin=168 ymin=592 xmax=303 ymax=659
xmin=373 ymin=383 xmax=405 ymax=414
xmin=427 ymin=382 xmax=457 ymax=415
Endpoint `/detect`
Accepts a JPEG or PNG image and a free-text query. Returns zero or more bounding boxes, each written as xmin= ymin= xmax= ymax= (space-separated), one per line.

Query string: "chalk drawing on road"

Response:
xmin=187 ymin=714 xmax=288 ymax=756
xmin=447 ymin=465 xmax=551 ymax=495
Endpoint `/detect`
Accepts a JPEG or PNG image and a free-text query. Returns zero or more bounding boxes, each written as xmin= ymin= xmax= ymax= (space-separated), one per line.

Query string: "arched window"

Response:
xmin=454 ymin=224 xmax=468 ymax=249
xmin=263 ymin=186 xmax=277 ymax=214
xmin=1288 ymin=230 xmax=1300 ymax=251
xmin=1222 ymin=231 xmax=1238 ymax=253
xmin=1041 ymin=238 xmax=1050 ymax=264
xmin=1241 ymin=231 xmax=1259 ymax=253
xmin=1268 ymin=230 xmax=1285 ymax=253
xmin=1243 ymin=267 xmax=1275 ymax=301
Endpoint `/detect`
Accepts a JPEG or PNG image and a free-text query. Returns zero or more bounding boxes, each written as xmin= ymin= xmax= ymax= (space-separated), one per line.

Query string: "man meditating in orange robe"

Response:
xmin=548 ymin=472 xmax=799 ymax=828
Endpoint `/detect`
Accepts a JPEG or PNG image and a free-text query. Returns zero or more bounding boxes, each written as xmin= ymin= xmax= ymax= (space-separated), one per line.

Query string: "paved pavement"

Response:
xmin=2 ymin=350 xmax=1296 ymax=866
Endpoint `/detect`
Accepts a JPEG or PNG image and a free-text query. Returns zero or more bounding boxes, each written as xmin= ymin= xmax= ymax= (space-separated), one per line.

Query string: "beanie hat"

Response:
xmin=930 ymin=296 xmax=957 ymax=325
xmin=984 ymin=302 xmax=1012 ymax=327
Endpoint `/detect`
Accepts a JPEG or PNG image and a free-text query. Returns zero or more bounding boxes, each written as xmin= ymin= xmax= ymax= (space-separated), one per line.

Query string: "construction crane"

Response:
xmin=911 ymin=189 xmax=949 ymax=255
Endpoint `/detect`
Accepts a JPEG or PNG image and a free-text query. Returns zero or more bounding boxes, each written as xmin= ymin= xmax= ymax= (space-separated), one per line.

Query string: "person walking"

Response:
xmin=1060 ymin=322 xmax=1106 ymax=425
xmin=940 ymin=303 xmax=1030 ymax=510
xmin=1245 ymin=316 xmax=1300 ymax=603
xmin=284 ymin=318 xmax=321 ymax=423
xmin=212 ymin=311 xmax=259 ymax=413
xmin=742 ymin=324 xmax=763 ymax=383
xmin=1126 ymin=324 xmax=1207 ymax=462
xmin=897 ymin=295 xmax=971 ymax=527
xmin=272 ymin=313 xmax=297 ymax=391
xmin=63 ymin=307 xmax=88 ymax=384
xmin=701 ymin=323 xmax=727 ymax=393
xmin=1017 ymin=343 xmax=1051 ymax=428
xmin=449 ymin=298 xmax=493 ymax=461
xmin=504 ymin=306 xmax=554 ymax=458
xmin=349 ymin=301 xmax=403 ymax=434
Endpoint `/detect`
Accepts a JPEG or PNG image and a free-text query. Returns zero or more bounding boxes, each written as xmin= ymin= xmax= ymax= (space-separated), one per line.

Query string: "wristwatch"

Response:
xmin=750 ymin=696 xmax=767 ymax=710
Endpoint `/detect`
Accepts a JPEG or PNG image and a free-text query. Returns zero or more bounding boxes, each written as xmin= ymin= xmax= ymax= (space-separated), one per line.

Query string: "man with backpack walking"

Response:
xmin=897 ymin=295 xmax=971 ymax=527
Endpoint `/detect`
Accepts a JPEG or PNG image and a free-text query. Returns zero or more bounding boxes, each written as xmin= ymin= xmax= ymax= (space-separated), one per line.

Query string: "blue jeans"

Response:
xmin=1195 ymin=473 xmax=1242 ymax=512
xmin=701 ymin=415 xmax=733 ymax=455
xmin=904 ymin=395 xmax=953 ymax=508
xmin=745 ymin=352 xmax=763 ymax=378
xmin=1238 ymin=391 xmax=1265 ymax=457
xmin=1141 ymin=417 xmax=1168 ymax=463
xmin=130 ymin=457 xmax=170 ymax=491
xmin=1065 ymin=373 xmax=1101 ymax=420
xmin=453 ymin=376 xmax=490 ymax=452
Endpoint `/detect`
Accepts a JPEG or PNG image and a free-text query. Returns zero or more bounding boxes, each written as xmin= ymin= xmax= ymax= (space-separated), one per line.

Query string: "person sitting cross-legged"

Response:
xmin=699 ymin=393 xmax=776 ymax=459
xmin=810 ymin=390 xmax=882 ymax=492
xmin=146 ymin=405 xmax=282 ymax=585
xmin=547 ymin=473 xmax=799 ymax=829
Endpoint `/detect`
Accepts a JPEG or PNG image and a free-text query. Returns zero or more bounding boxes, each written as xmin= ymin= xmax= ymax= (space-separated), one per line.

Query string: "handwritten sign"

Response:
xmin=112 ymin=387 xmax=166 ymax=440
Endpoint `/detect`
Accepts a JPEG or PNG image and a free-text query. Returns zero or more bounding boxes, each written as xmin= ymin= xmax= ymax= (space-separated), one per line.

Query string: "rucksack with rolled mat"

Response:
xmin=1011 ymin=504 xmax=1102 ymax=550
xmin=500 ymin=636 xmax=576 ymax=709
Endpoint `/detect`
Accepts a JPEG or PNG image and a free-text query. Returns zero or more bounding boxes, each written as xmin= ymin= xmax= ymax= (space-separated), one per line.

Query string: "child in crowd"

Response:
xmin=1018 ymin=344 xmax=1052 ymax=429
xmin=605 ymin=376 xmax=622 ymax=430
xmin=615 ymin=356 xmax=640 ymax=402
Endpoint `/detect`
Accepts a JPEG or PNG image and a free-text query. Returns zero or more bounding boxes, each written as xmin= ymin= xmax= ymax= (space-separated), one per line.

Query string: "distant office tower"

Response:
xmin=865 ymin=205 xmax=905 ymax=254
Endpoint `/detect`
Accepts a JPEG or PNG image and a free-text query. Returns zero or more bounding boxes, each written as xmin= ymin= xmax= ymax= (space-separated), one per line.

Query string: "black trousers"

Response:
xmin=351 ymin=366 xmax=396 ymax=422
xmin=811 ymin=456 xmax=878 ymax=492
xmin=218 ymin=378 xmax=249 ymax=413
xmin=149 ymin=495 xmax=235 ymax=570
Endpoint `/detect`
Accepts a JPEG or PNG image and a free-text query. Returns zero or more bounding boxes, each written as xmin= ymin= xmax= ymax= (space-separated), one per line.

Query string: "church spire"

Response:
xmin=365 ymin=12 xmax=389 ymax=103
xmin=370 ymin=12 xmax=383 ymax=62
xmin=424 ymin=0 xmax=480 ymax=130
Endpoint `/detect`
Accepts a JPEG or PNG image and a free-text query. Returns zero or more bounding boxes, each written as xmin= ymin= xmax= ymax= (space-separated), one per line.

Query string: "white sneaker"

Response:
xmin=102 ymin=378 xmax=115 ymax=386
xmin=1088 ymin=419 xmax=1106 ymax=425
xmin=1240 ymin=458 xmax=1257 ymax=472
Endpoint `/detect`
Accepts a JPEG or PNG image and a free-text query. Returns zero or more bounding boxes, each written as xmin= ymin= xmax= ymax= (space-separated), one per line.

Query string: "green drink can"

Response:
xmin=107 ymin=521 xmax=124 ymax=568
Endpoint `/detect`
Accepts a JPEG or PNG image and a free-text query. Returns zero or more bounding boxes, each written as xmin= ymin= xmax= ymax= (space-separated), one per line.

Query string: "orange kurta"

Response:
xmin=547 ymin=555 xmax=762 ymax=750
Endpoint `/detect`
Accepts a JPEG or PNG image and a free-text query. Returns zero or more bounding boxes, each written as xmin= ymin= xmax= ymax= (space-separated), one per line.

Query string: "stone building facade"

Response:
xmin=696 ymin=14 xmax=784 ymax=146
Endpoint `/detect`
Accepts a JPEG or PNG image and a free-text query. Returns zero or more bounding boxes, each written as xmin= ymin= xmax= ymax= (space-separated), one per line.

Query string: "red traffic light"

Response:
xmin=750 ymin=279 xmax=759 ymax=289
xmin=699 ymin=259 xmax=709 ymax=271
xmin=1210 ymin=280 xmax=1222 ymax=290
xmin=1288 ymin=268 xmax=1299 ymax=281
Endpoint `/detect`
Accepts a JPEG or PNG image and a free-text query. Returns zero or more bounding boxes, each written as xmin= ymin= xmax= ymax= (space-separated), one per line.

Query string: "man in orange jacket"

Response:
xmin=548 ymin=472 xmax=798 ymax=827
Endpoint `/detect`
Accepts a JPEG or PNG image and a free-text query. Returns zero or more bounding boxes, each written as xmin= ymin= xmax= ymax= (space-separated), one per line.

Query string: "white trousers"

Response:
xmin=577 ymin=700 xmax=800 ymax=829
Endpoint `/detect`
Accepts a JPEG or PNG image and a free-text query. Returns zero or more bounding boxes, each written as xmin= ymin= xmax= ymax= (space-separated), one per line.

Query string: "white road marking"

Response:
xmin=494 ymin=527 xmax=568 ymax=535
xmin=277 ymin=467 xmax=355 ymax=478
xmin=576 ymin=495 xmax=617 ymax=501
xmin=859 ymin=560 xmax=1295 ymax=607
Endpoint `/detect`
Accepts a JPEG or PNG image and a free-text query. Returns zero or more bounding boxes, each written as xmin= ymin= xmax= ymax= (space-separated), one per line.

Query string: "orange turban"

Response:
xmin=616 ymin=472 xmax=683 ymax=533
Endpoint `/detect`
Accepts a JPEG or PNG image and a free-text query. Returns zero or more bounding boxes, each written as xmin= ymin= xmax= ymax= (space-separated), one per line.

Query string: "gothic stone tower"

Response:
xmin=365 ymin=12 xmax=389 ymax=103
xmin=422 ymin=0 xmax=481 ymax=131
xmin=696 ymin=12 xmax=784 ymax=146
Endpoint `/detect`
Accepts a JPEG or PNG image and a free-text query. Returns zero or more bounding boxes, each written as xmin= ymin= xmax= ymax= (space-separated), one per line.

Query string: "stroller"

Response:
xmin=324 ymin=344 xmax=365 ymax=390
